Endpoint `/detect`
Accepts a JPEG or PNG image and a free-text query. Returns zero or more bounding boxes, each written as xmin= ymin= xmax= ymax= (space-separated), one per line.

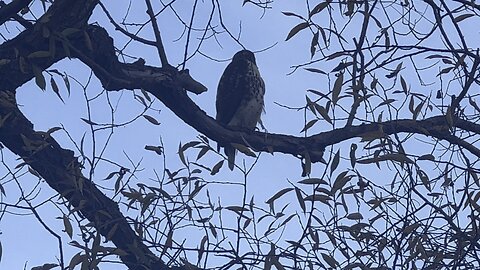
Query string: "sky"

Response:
xmin=1 ymin=0 xmax=479 ymax=269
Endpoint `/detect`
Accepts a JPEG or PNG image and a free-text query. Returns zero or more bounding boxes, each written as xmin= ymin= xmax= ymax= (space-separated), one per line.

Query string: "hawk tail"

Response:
xmin=225 ymin=145 xmax=236 ymax=171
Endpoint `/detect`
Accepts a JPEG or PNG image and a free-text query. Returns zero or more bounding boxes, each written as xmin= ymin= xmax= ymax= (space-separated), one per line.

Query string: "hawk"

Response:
xmin=216 ymin=50 xmax=265 ymax=170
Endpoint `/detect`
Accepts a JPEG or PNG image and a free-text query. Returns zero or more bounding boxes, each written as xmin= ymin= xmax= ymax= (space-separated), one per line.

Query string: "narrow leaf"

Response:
xmin=286 ymin=22 xmax=310 ymax=41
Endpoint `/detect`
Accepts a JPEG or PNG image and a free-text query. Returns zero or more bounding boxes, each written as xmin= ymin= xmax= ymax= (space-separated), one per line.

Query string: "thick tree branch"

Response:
xmin=0 ymin=0 xmax=32 ymax=26
xmin=0 ymin=0 xmax=33 ymax=28
xmin=72 ymin=28 xmax=480 ymax=162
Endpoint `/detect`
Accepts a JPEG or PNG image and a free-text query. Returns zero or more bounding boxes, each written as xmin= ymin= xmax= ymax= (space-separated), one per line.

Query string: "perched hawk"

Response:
xmin=216 ymin=50 xmax=265 ymax=170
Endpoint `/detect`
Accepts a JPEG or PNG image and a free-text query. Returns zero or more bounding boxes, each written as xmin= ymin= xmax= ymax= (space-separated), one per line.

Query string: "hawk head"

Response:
xmin=232 ymin=50 xmax=256 ymax=65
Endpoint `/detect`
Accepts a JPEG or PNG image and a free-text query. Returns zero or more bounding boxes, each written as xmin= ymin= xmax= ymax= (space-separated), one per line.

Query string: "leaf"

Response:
xmin=349 ymin=143 xmax=357 ymax=168
xmin=302 ymin=152 xmax=311 ymax=177
xmin=32 ymin=65 xmax=46 ymax=91
xmin=286 ymin=22 xmax=310 ymax=41
xmin=50 ymin=77 xmax=64 ymax=103
xmin=198 ymin=235 xmax=207 ymax=263
xmin=298 ymin=178 xmax=328 ymax=185
xmin=306 ymin=96 xmax=316 ymax=115
xmin=437 ymin=67 xmax=453 ymax=76
xmin=330 ymin=149 xmax=340 ymax=175
xmin=63 ymin=74 xmax=71 ymax=96
xmin=62 ymin=214 xmax=73 ymax=238
xmin=210 ymin=160 xmax=223 ymax=175
xmin=300 ymin=119 xmax=318 ymax=133
xmin=28 ymin=166 xmax=41 ymax=178
xmin=316 ymin=105 xmax=332 ymax=124
xmin=400 ymin=75 xmax=408 ymax=93
xmin=310 ymin=31 xmax=319 ymax=58
xmin=469 ymin=97 xmax=480 ymax=113
xmin=83 ymin=31 xmax=93 ymax=51
xmin=145 ymin=145 xmax=163 ymax=155
xmin=331 ymin=171 xmax=351 ymax=194
xmin=331 ymin=61 xmax=353 ymax=72
xmin=188 ymin=184 xmax=205 ymax=200
xmin=178 ymin=143 xmax=187 ymax=166
xmin=346 ymin=212 xmax=363 ymax=220
xmin=196 ymin=146 xmax=210 ymax=160
xmin=164 ymin=230 xmax=173 ymax=250
xmin=332 ymin=73 xmax=343 ymax=104
xmin=209 ymin=222 xmax=217 ymax=238
xmin=27 ymin=51 xmax=51 ymax=59
xmin=454 ymin=13 xmax=474 ymax=23
xmin=68 ymin=252 xmax=87 ymax=270
xmin=266 ymin=188 xmax=294 ymax=204
xmin=378 ymin=98 xmax=395 ymax=107
xmin=304 ymin=194 xmax=331 ymax=205
xmin=232 ymin=143 xmax=256 ymax=157
xmin=143 ymin=115 xmax=160 ymax=125
xmin=281 ymin=11 xmax=304 ymax=19
xmin=304 ymin=68 xmax=327 ymax=75
xmin=418 ymin=169 xmax=431 ymax=191
xmin=103 ymin=171 xmax=117 ymax=180
xmin=61 ymin=28 xmax=80 ymax=37
xmin=309 ymin=1 xmax=330 ymax=17
xmin=31 ymin=263 xmax=58 ymax=270
xmin=295 ymin=187 xmax=306 ymax=212
xmin=81 ymin=118 xmax=98 ymax=126
xmin=107 ymin=223 xmax=118 ymax=241
xmin=386 ymin=62 xmax=403 ymax=78
xmin=321 ymin=253 xmax=338 ymax=268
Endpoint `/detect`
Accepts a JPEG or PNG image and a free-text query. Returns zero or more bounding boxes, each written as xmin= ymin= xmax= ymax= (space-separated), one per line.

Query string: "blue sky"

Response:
xmin=2 ymin=1 xmax=479 ymax=269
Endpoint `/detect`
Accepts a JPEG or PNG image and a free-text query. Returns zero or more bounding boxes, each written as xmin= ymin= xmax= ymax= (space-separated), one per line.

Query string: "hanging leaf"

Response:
xmin=400 ymin=76 xmax=408 ymax=93
xmin=32 ymin=65 xmax=46 ymax=90
xmin=295 ymin=187 xmax=306 ymax=212
xmin=332 ymin=73 xmax=343 ymax=104
xmin=62 ymin=214 xmax=73 ymax=238
xmin=50 ymin=77 xmax=64 ymax=103
xmin=330 ymin=149 xmax=340 ymax=175
xmin=310 ymin=31 xmax=319 ymax=58
xmin=349 ymin=143 xmax=357 ymax=168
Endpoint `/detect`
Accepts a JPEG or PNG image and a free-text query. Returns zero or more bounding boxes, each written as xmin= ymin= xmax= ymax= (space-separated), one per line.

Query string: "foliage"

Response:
xmin=1 ymin=1 xmax=480 ymax=270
